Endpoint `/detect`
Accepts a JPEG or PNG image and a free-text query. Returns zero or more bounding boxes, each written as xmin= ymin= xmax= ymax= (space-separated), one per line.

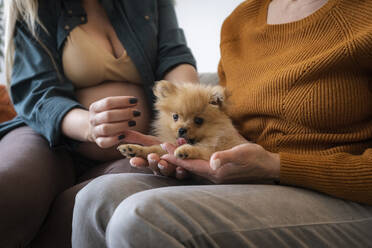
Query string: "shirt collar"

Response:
xmin=62 ymin=0 xmax=86 ymax=17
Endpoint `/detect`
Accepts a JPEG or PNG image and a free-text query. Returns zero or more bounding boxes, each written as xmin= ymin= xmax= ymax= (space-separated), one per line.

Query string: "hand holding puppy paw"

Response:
xmin=129 ymin=142 xmax=190 ymax=180
xmin=161 ymin=143 xmax=280 ymax=184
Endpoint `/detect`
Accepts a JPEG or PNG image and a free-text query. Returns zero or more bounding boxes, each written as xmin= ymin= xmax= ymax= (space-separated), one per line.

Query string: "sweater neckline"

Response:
xmin=258 ymin=0 xmax=339 ymax=32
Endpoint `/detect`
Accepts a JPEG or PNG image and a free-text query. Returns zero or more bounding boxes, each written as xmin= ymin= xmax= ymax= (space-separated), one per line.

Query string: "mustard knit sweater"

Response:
xmin=219 ymin=0 xmax=372 ymax=205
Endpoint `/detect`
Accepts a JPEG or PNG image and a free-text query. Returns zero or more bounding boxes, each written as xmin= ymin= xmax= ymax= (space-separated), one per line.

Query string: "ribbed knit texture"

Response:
xmin=219 ymin=0 xmax=372 ymax=205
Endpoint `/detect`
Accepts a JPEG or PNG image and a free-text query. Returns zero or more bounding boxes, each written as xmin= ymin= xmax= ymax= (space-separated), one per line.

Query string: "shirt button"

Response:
xmin=64 ymin=25 xmax=70 ymax=30
xmin=68 ymin=10 xmax=73 ymax=15
xmin=81 ymin=16 xmax=86 ymax=22
xmin=144 ymin=15 xmax=150 ymax=20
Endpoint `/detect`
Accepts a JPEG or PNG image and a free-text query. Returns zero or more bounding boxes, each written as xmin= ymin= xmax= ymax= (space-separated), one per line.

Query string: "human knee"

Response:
xmin=75 ymin=174 xmax=152 ymax=209
xmin=74 ymin=174 xmax=156 ymax=228
xmin=75 ymin=175 xmax=124 ymax=215
xmin=73 ymin=174 xmax=160 ymax=248
xmin=106 ymin=188 xmax=186 ymax=247
xmin=1 ymin=126 xmax=47 ymax=146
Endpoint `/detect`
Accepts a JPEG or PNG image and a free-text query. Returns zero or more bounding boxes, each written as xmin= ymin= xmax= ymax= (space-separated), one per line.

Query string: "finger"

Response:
xmin=161 ymin=154 xmax=210 ymax=175
xmin=160 ymin=143 xmax=177 ymax=154
xmin=95 ymin=136 xmax=126 ymax=148
xmin=145 ymin=153 xmax=160 ymax=176
xmin=121 ymin=130 xmax=161 ymax=146
xmin=210 ymin=147 xmax=238 ymax=171
xmin=91 ymin=108 xmax=141 ymax=125
xmin=157 ymin=159 xmax=176 ymax=177
xmin=94 ymin=121 xmax=136 ymax=137
xmin=90 ymin=96 xmax=138 ymax=113
xmin=147 ymin=153 xmax=160 ymax=171
xmin=175 ymin=166 xmax=189 ymax=180
xmin=129 ymin=157 xmax=148 ymax=168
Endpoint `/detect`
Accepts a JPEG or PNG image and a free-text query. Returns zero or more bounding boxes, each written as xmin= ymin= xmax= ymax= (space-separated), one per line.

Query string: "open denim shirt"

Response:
xmin=0 ymin=0 xmax=196 ymax=148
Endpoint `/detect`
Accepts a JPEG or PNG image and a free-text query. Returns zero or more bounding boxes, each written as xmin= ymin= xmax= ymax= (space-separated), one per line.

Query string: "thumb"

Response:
xmin=210 ymin=148 xmax=236 ymax=171
xmin=122 ymin=130 xmax=160 ymax=146
xmin=160 ymin=142 xmax=177 ymax=155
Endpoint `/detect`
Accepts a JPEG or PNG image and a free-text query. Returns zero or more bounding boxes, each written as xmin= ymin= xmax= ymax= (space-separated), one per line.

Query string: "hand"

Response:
xmin=130 ymin=143 xmax=190 ymax=180
xmin=161 ymin=143 xmax=280 ymax=184
xmin=86 ymin=96 xmax=141 ymax=148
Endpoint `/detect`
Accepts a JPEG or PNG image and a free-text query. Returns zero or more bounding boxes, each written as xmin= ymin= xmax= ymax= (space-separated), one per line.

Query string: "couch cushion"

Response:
xmin=199 ymin=73 xmax=219 ymax=86
xmin=0 ymin=85 xmax=17 ymax=123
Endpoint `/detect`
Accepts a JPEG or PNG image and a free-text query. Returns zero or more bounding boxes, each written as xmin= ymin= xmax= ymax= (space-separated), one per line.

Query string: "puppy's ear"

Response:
xmin=153 ymin=80 xmax=177 ymax=98
xmin=209 ymin=85 xmax=229 ymax=107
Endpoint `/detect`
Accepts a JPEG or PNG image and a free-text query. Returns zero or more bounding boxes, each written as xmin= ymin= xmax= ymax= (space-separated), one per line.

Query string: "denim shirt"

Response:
xmin=0 ymin=0 xmax=196 ymax=148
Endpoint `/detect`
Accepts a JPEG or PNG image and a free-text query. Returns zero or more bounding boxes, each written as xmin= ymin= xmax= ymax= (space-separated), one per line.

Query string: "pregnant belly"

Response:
xmin=74 ymin=81 xmax=151 ymax=161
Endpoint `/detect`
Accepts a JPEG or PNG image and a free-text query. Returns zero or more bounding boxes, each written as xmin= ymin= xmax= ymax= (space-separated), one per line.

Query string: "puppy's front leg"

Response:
xmin=174 ymin=144 xmax=213 ymax=161
xmin=117 ymin=144 xmax=166 ymax=159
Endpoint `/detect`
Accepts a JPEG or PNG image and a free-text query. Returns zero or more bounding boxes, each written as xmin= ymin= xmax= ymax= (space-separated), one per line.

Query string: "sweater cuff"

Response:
xmin=279 ymin=152 xmax=316 ymax=187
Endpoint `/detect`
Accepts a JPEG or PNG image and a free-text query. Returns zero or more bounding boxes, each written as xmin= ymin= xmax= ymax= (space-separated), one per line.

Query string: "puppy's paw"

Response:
xmin=174 ymin=144 xmax=198 ymax=160
xmin=117 ymin=144 xmax=145 ymax=158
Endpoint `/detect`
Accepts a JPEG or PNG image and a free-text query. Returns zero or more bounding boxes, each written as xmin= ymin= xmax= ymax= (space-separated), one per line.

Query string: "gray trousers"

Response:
xmin=72 ymin=174 xmax=372 ymax=248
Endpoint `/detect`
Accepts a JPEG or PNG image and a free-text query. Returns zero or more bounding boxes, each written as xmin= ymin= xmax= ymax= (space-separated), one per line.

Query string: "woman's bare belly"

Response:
xmin=74 ymin=81 xmax=151 ymax=161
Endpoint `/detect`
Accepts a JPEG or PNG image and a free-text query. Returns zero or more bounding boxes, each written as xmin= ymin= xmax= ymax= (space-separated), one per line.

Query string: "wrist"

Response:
xmin=163 ymin=64 xmax=199 ymax=84
xmin=62 ymin=108 xmax=91 ymax=142
xmin=268 ymin=152 xmax=280 ymax=182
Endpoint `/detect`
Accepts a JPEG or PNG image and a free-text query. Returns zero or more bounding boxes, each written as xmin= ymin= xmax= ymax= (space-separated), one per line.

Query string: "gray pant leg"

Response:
xmin=105 ymin=184 xmax=372 ymax=248
xmin=72 ymin=174 xmax=186 ymax=248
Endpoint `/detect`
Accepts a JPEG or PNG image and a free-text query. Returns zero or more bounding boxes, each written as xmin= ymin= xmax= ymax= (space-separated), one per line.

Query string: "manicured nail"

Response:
xmin=148 ymin=159 xmax=156 ymax=165
xmin=160 ymin=143 xmax=166 ymax=151
xmin=118 ymin=134 xmax=125 ymax=140
xmin=128 ymin=120 xmax=136 ymax=127
xmin=129 ymin=98 xmax=138 ymax=104
xmin=133 ymin=110 xmax=141 ymax=117
xmin=129 ymin=159 xmax=137 ymax=167
xmin=158 ymin=163 xmax=165 ymax=170
xmin=210 ymin=158 xmax=221 ymax=171
xmin=177 ymin=168 xmax=185 ymax=176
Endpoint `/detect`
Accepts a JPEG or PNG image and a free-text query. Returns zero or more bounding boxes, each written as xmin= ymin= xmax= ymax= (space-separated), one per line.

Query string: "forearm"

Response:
xmin=163 ymin=64 xmax=199 ymax=84
xmin=61 ymin=108 xmax=90 ymax=142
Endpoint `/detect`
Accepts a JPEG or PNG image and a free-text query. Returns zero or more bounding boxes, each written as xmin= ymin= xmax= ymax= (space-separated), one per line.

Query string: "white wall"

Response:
xmin=175 ymin=0 xmax=243 ymax=73
xmin=0 ymin=62 xmax=4 ymax=85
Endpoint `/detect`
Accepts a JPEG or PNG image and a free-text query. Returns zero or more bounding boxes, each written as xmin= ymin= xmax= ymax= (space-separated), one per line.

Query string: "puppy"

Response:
xmin=117 ymin=80 xmax=246 ymax=170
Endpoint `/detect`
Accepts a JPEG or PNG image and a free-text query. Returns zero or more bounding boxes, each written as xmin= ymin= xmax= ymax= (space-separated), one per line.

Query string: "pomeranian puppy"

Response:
xmin=117 ymin=80 xmax=246 ymax=170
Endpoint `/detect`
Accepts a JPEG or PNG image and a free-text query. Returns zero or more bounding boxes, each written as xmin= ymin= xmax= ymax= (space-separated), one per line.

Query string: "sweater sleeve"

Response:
xmin=279 ymin=149 xmax=372 ymax=205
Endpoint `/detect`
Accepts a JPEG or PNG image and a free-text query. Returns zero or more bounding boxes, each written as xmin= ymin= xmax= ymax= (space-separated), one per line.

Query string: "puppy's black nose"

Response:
xmin=178 ymin=128 xmax=187 ymax=136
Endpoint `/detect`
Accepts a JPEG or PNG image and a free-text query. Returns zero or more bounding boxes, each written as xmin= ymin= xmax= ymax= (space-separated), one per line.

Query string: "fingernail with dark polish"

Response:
xmin=129 ymin=98 xmax=138 ymax=104
xmin=133 ymin=110 xmax=141 ymax=117
xmin=118 ymin=134 xmax=126 ymax=140
xmin=128 ymin=120 xmax=136 ymax=127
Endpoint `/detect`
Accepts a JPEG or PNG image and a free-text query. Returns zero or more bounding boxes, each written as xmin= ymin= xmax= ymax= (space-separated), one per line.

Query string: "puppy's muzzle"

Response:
xmin=178 ymin=128 xmax=187 ymax=137
xmin=178 ymin=128 xmax=196 ymax=144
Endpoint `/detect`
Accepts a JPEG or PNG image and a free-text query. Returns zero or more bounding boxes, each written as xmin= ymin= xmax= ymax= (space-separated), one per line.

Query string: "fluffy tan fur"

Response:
xmin=118 ymin=80 xmax=246 ymax=168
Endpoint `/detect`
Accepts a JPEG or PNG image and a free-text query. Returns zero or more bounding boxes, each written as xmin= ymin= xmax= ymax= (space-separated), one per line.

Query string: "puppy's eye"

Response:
xmin=173 ymin=114 xmax=179 ymax=121
xmin=194 ymin=117 xmax=204 ymax=125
